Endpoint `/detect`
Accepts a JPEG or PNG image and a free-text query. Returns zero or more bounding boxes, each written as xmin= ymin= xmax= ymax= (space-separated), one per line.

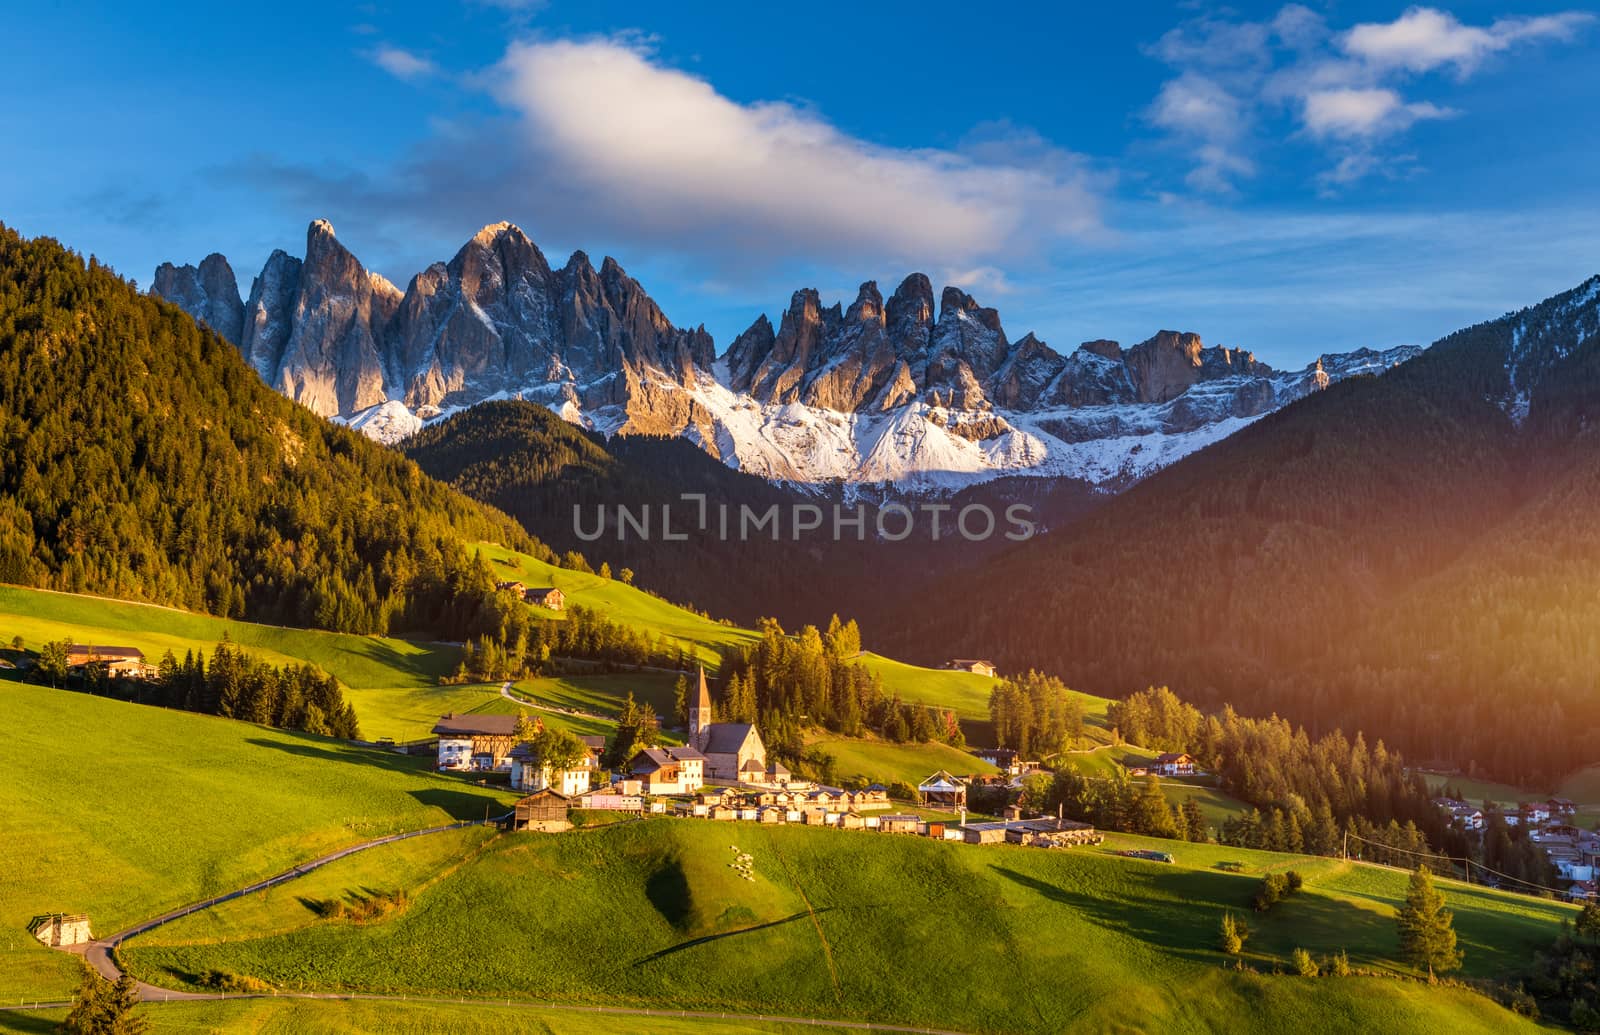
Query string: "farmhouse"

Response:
xmin=628 ymin=745 xmax=706 ymax=794
xmin=524 ymin=587 xmax=565 ymax=611
xmin=65 ymin=644 xmax=152 ymax=678
xmin=688 ymin=668 xmax=767 ymax=782
xmin=1155 ymin=753 xmax=1197 ymax=777
xmin=511 ymin=789 xmax=570 ymax=832
xmin=944 ymin=659 xmax=998 ymax=677
xmin=918 ymin=770 xmax=967 ymax=807
xmin=432 ymin=713 xmax=520 ymax=771
xmin=28 ymin=913 xmax=91 ymax=947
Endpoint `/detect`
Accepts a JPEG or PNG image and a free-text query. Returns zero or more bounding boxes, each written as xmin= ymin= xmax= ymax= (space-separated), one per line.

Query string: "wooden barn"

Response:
xmin=511 ymin=789 xmax=571 ymax=832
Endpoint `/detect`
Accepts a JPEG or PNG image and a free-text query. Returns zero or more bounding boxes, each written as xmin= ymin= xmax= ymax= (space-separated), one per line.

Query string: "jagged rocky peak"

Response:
xmin=152 ymin=252 xmax=244 ymax=346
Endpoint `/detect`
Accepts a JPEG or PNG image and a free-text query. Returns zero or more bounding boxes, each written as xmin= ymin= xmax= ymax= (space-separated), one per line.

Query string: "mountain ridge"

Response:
xmin=155 ymin=218 xmax=1421 ymax=496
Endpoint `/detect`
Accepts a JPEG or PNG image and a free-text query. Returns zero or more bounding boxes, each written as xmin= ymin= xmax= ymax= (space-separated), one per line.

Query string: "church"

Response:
xmin=689 ymin=667 xmax=775 ymax=784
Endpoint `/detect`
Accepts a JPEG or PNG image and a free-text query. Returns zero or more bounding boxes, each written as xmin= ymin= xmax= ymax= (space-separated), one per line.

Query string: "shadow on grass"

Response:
xmin=407 ymin=787 xmax=509 ymax=821
xmin=988 ymin=863 xmax=1408 ymax=969
xmin=632 ymin=909 xmax=835 ymax=966
xmin=0 ymin=1010 xmax=61 ymax=1034
xmin=242 ymin=735 xmax=424 ymax=773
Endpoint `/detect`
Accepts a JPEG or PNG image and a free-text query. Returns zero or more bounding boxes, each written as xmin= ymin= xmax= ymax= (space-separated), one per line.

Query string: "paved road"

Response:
xmin=21 ymin=813 xmax=977 ymax=1035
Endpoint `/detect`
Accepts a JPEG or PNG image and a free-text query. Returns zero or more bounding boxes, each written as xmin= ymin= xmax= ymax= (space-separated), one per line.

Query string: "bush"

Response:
xmin=1252 ymin=870 xmax=1304 ymax=911
xmin=1325 ymin=949 xmax=1351 ymax=977
xmin=202 ymin=970 xmax=271 ymax=994
xmin=1292 ymin=948 xmax=1319 ymax=977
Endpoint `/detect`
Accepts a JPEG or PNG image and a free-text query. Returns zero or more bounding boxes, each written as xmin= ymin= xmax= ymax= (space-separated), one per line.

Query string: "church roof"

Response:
xmin=701 ymin=722 xmax=759 ymax=755
xmin=696 ymin=666 xmax=713 ymax=712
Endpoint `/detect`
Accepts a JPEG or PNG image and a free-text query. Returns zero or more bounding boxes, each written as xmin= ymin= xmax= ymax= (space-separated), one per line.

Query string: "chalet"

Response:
xmin=511 ymin=789 xmax=571 ymax=832
xmin=627 ymin=746 xmax=706 ymax=794
xmin=687 ymin=668 xmax=767 ymax=782
xmin=1155 ymin=753 xmax=1197 ymax=777
xmin=1521 ymin=802 xmax=1553 ymax=826
xmin=495 ymin=580 xmax=527 ymax=596
xmin=524 ymin=587 xmax=565 ymax=611
xmin=28 ymin=913 xmax=91 ymax=947
xmin=1570 ymin=881 xmax=1600 ymax=902
xmin=880 ymin=814 xmax=924 ymax=835
xmin=508 ymin=741 xmax=599 ymax=797
xmin=1550 ymin=798 xmax=1580 ymax=818
xmin=917 ymin=770 xmax=967 ymax=808
xmin=65 ymin=645 xmax=152 ymax=679
xmin=944 ymin=659 xmax=998 ymax=678
xmin=432 ymin=713 xmax=520 ymax=771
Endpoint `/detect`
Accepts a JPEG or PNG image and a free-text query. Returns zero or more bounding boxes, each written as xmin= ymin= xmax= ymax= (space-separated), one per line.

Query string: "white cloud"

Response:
xmin=1302 ymin=88 xmax=1453 ymax=139
xmin=485 ymin=38 xmax=1102 ymax=264
xmin=1342 ymin=6 xmax=1595 ymax=75
xmin=1144 ymin=5 xmax=1592 ymax=191
xmin=367 ymin=45 xmax=439 ymax=82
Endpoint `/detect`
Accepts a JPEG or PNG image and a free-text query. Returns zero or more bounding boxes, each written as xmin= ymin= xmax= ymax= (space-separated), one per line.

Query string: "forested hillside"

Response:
xmin=0 ymin=226 xmax=543 ymax=639
xmin=894 ymin=277 xmax=1600 ymax=785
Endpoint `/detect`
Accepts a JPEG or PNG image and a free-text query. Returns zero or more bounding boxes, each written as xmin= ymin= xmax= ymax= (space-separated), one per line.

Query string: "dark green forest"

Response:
xmin=0 ymin=227 xmax=548 ymax=640
xmin=893 ymin=279 xmax=1600 ymax=787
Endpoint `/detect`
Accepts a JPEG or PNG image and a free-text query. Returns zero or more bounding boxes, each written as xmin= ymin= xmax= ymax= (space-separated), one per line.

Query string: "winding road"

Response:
xmin=15 ymin=817 xmax=977 ymax=1035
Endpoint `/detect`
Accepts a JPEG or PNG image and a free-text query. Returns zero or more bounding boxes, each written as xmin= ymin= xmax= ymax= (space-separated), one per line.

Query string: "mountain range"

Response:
xmin=154 ymin=220 xmax=1419 ymax=496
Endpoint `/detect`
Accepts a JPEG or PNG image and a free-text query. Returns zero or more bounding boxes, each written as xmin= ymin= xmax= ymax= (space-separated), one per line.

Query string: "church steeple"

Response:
xmin=689 ymin=665 xmax=713 ymax=747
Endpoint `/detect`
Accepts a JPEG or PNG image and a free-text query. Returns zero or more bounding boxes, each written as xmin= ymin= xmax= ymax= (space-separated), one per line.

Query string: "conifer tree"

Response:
xmin=1396 ymin=866 xmax=1463 ymax=977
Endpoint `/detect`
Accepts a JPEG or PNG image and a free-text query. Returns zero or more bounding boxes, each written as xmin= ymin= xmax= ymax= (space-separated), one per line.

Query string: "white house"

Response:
xmin=1155 ymin=753 xmax=1197 ymax=777
xmin=508 ymin=735 xmax=605 ymax=795
xmin=627 ymin=746 xmax=706 ymax=794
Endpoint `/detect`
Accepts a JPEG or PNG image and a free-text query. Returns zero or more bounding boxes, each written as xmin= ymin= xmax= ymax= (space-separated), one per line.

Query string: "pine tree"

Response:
xmin=1181 ymin=798 xmax=1208 ymax=842
xmin=62 ymin=959 xmax=148 ymax=1034
xmin=1396 ymin=866 xmax=1463 ymax=977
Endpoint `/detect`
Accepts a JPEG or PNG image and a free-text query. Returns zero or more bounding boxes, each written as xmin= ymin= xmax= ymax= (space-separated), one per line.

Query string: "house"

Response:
xmin=944 ymin=659 xmax=998 ymax=678
xmin=495 ymin=580 xmax=527 ymax=595
xmin=1550 ymin=798 xmax=1580 ymax=818
xmin=28 ymin=913 xmax=91 ymax=947
xmin=627 ymin=746 xmax=706 ymax=794
xmin=524 ymin=587 xmax=565 ymax=611
xmin=880 ymin=814 xmax=924 ymax=834
xmin=432 ymin=713 xmax=521 ymax=771
xmin=508 ymin=742 xmax=596 ymax=797
xmin=65 ymin=645 xmax=152 ymax=679
xmin=511 ymin=789 xmax=570 ymax=832
xmin=1520 ymin=802 xmax=1553 ymax=826
xmin=918 ymin=770 xmax=967 ymax=808
xmin=1155 ymin=753 xmax=1197 ymax=777
xmin=687 ymin=668 xmax=767 ymax=782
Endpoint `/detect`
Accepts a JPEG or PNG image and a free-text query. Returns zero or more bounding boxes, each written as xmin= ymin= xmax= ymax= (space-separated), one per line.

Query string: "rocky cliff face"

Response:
xmin=152 ymin=254 xmax=244 ymax=346
xmin=155 ymin=218 xmax=1423 ymax=492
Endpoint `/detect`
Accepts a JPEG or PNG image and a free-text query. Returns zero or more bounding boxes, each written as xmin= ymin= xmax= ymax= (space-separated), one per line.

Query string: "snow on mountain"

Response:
xmin=155 ymin=219 xmax=1426 ymax=498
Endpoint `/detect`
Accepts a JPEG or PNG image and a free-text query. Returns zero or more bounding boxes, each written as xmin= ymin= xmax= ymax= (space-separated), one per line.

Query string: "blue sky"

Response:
xmin=5 ymin=1 xmax=1597 ymax=368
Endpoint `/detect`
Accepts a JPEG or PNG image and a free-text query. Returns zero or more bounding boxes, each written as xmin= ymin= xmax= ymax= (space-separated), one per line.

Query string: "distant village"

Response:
xmin=432 ymin=668 xmax=1101 ymax=850
xmin=1429 ymin=793 xmax=1600 ymax=900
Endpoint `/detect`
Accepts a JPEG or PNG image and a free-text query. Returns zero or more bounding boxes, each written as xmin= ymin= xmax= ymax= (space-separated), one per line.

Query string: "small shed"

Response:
xmin=29 ymin=913 xmax=91 ymax=947
xmin=511 ymin=789 xmax=571 ymax=832
xmin=880 ymin=814 xmax=924 ymax=835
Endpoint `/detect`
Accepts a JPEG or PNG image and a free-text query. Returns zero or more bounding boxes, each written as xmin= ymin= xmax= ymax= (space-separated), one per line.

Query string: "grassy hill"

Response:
xmin=122 ymin=818 xmax=1559 ymax=1034
xmin=0 ymin=684 xmax=514 ymax=1002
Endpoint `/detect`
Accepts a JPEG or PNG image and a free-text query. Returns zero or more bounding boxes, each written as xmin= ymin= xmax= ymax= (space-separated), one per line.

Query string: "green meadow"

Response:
xmin=0 ymin=685 xmax=515 ymax=1002
xmin=809 ymin=736 xmax=999 ymax=788
xmin=123 ymin=818 xmax=1559 ymax=1034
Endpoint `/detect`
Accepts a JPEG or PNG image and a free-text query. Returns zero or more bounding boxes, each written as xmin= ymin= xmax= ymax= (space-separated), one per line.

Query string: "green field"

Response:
xmin=120 ymin=818 xmax=1558 ymax=1034
xmin=808 ymin=736 xmax=999 ymax=788
xmin=0 ymin=685 xmax=515 ymax=1002
xmin=474 ymin=544 xmax=759 ymax=666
